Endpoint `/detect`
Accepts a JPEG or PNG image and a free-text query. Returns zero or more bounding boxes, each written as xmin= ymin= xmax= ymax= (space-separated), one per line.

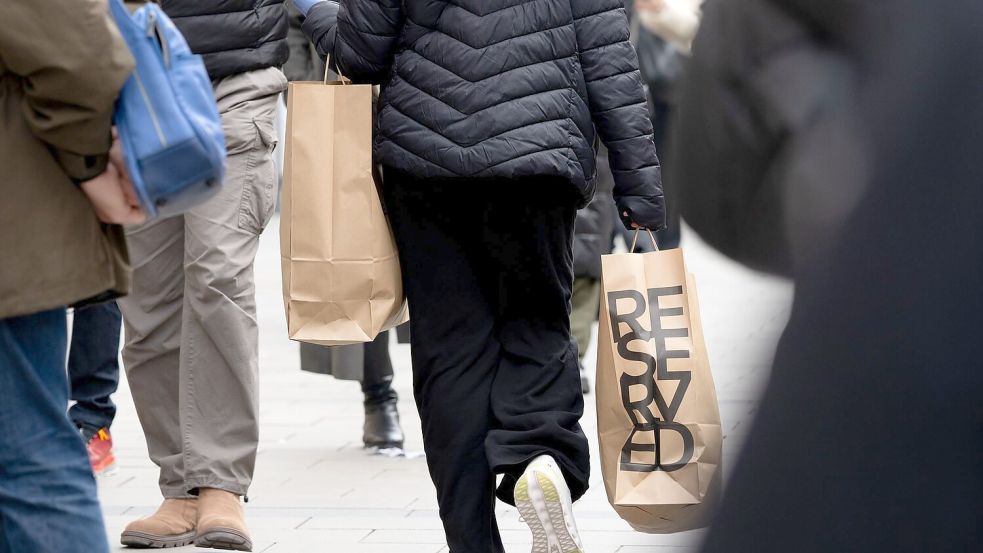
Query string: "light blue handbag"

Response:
xmin=108 ymin=0 xmax=226 ymax=219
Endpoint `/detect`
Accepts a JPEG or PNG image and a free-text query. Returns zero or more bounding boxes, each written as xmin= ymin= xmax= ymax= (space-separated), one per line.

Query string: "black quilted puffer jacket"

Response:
xmin=302 ymin=0 xmax=665 ymax=229
xmin=160 ymin=0 xmax=289 ymax=81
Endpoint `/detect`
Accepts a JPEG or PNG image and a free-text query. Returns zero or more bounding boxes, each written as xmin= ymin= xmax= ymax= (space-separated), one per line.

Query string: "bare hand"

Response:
xmin=624 ymin=210 xmax=645 ymax=230
xmin=635 ymin=0 xmax=666 ymax=12
xmin=81 ymin=154 xmax=146 ymax=225
xmin=108 ymin=133 xmax=141 ymax=209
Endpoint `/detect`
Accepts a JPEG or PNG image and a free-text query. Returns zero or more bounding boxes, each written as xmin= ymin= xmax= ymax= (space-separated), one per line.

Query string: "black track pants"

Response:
xmin=381 ymin=170 xmax=591 ymax=553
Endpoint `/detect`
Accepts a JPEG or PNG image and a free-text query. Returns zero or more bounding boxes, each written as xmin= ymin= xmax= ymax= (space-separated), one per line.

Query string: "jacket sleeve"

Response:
xmin=0 ymin=0 xmax=133 ymax=182
xmin=573 ymin=0 xmax=666 ymax=230
xmin=301 ymin=0 xmax=403 ymax=84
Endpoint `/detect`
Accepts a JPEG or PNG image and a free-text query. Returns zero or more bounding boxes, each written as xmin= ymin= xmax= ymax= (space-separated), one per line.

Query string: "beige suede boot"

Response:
xmin=194 ymin=488 xmax=253 ymax=551
xmin=120 ymin=498 xmax=197 ymax=548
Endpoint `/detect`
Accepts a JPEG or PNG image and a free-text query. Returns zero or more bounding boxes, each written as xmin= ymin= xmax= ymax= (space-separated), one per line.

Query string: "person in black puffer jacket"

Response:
xmin=116 ymin=2 xmax=289 ymax=551
xmin=297 ymin=1 xmax=665 ymax=551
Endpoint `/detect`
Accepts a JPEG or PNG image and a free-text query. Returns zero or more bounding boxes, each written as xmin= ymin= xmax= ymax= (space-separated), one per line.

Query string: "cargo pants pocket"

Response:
xmin=236 ymin=116 xmax=278 ymax=235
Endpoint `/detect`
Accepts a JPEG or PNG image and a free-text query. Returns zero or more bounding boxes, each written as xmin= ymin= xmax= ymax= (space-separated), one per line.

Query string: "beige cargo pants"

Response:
xmin=118 ymin=67 xmax=286 ymax=498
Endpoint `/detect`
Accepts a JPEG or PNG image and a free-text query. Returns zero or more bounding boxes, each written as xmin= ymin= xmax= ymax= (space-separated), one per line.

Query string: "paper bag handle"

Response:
xmin=630 ymin=228 xmax=660 ymax=253
xmin=323 ymin=55 xmax=351 ymax=85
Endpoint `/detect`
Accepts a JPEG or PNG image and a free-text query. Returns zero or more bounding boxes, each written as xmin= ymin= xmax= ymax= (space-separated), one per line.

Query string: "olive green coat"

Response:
xmin=0 ymin=0 xmax=135 ymax=319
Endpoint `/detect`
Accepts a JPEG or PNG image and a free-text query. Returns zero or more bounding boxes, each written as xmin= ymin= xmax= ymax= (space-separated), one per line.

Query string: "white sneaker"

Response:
xmin=514 ymin=455 xmax=585 ymax=553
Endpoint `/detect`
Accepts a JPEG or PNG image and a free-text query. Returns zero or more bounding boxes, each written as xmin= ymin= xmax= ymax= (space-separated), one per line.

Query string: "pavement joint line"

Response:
xmin=360 ymin=529 xmax=377 ymax=543
xmin=115 ymin=476 xmax=135 ymax=488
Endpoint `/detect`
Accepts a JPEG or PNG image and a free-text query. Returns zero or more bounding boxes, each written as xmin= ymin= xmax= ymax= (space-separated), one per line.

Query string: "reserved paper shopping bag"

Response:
xmin=280 ymin=76 xmax=408 ymax=345
xmin=597 ymin=239 xmax=722 ymax=533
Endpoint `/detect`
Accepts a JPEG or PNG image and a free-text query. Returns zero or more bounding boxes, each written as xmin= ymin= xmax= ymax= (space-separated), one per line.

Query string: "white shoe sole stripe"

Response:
xmin=515 ymin=467 xmax=585 ymax=553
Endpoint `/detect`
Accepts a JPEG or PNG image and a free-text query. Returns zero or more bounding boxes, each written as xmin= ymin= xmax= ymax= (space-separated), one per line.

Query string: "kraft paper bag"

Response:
xmin=596 ymin=242 xmax=723 ymax=533
xmin=280 ymin=77 xmax=408 ymax=345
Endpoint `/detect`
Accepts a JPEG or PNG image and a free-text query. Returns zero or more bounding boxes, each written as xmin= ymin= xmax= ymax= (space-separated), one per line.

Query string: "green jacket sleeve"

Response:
xmin=0 ymin=0 xmax=134 ymax=182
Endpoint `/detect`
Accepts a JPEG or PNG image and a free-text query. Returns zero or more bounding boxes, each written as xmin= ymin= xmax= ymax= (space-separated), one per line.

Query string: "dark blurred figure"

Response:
xmin=671 ymin=0 xmax=983 ymax=550
xmin=638 ymin=34 xmax=682 ymax=250
xmin=632 ymin=0 xmax=690 ymax=249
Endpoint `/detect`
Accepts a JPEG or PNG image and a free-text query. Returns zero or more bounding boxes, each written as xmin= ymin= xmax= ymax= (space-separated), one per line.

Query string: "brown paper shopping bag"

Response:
xmin=280 ymin=74 xmax=408 ymax=346
xmin=596 ymin=233 xmax=722 ymax=533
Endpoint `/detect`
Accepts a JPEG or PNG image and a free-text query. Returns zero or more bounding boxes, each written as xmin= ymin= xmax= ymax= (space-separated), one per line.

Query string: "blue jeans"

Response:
xmin=68 ymin=302 xmax=121 ymax=432
xmin=0 ymin=309 xmax=109 ymax=553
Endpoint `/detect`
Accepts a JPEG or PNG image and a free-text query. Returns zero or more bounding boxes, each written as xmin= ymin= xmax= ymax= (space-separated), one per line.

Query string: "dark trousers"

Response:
xmin=381 ymin=171 xmax=590 ymax=553
xmin=0 ymin=309 xmax=109 ymax=553
xmin=68 ymin=302 xmax=122 ymax=431
xmin=361 ymin=331 xmax=397 ymax=406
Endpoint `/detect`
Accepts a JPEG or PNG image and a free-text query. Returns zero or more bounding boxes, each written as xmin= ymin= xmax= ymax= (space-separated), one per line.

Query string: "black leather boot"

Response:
xmin=363 ymin=400 xmax=404 ymax=449
xmin=361 ymin=332 xmax=403 ymax=448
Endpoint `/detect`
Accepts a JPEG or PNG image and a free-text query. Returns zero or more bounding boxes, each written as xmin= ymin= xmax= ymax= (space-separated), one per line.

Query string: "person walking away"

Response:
xmin=117 ymin=1 xmax=288 ymax=550
xmin=0 ymin=1 xmax=139 ymax=550
xmin=570 ymin=148 xmax=617 ymax=394
xmin=69 ymin=301 xmax=124 ymax=476
xmin=298 ymin=0 xmax=666 ymax=551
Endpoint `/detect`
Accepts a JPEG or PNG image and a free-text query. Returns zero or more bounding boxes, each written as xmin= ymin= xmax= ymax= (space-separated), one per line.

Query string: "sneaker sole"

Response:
xmin=515 ymin=469 xmax=584 ymax=553
xmin=362 ymin=441 xmax=405 ymax=449
xmin=120 ymin=530 xmax=195 ymax=548
xmin=195 ymin=527 xmax=253 ymax=551
xmin=94 ymin=460 xmax=118 ymax=477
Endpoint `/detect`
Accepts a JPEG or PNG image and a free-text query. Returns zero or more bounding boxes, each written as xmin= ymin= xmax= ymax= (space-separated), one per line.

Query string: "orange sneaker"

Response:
xmin=82 ymin=427 xmax=117 ymax=476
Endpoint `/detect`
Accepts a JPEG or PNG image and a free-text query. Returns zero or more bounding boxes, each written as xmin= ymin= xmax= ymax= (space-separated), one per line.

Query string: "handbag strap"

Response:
xmin=630 ymin=228 xmax=660 ymax=253
xmin=323 ymin=55 xmax=350 ymax=85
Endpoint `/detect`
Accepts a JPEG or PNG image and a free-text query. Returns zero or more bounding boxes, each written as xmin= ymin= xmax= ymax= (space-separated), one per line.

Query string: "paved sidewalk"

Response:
xmin=98 ymin=217 xmax=793 ymax=552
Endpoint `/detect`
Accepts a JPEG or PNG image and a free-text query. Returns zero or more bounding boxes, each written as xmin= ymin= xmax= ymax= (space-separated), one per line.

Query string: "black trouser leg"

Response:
xmin=382 ymin=177 xmax=504 ymax=553
xmin=382 ymin=171 xmax=590 ymax=552
xmin=482 ymin=191 xmax=591 ymax=504
xmin=361 ymin=331 xmax=397 ymax=406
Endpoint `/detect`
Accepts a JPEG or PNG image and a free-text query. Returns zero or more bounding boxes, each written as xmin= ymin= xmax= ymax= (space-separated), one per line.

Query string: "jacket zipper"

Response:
xmin=134 ymin=71 xmax=167 ymax=147
xmin=135 ymin=10 xmax=167 ymax=147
